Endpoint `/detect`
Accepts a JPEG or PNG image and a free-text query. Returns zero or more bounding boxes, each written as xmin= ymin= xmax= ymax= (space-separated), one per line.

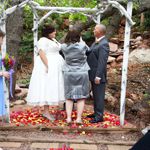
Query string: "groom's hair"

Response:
xmin=98 ymin=24 xmax=106 ymax=35
xmin=0 ymin=30 xmax=5 ymax=38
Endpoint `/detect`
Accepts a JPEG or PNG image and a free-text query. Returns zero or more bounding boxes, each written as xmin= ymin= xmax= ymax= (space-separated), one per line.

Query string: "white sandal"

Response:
xmin=42 ymin=114 xmax=55 ymax=121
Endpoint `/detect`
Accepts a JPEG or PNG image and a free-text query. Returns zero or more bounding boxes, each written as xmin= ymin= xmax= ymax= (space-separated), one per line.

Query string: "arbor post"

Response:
xmin=33 ymin=14 xmax=38 ymax=63
xmin=120 ymin=0 xmax=133 ymax=125
xmin=0 ymin=2 xmax=10 ymax=123
xmin=0 ymin=1 xmax=6 ymax=56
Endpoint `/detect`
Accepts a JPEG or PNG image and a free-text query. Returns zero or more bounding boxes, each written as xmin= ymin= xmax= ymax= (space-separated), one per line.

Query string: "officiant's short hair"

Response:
xmin=65 ymin=30 xmax=81 ymax=44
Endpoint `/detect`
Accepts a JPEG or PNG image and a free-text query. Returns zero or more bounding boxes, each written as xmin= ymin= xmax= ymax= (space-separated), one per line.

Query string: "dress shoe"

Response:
xmin=90 ymin=117 xmax=103 ymax=123
xmin=86 ymin=113 xmax=95 ymax=118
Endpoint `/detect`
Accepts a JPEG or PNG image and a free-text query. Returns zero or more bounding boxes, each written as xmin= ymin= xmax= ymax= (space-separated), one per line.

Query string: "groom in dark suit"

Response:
xmin=87 ymin=24 xmax=109 ymax=123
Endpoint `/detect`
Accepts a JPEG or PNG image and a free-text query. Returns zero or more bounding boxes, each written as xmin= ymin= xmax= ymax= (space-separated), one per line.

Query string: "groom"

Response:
xmin=87 ymin=24 xmax=109 ymax=123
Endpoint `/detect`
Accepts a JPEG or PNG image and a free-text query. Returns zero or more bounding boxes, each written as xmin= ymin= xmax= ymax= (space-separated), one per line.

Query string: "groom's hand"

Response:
xmin=94 ymin=77 xmax=101 ymax=84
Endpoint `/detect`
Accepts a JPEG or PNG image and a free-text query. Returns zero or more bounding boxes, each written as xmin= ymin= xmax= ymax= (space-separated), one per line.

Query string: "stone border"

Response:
xmin=0 ymin=123 xmax=138 ymax=134
xmin=0 ymin=135 xmax=136 ymax=146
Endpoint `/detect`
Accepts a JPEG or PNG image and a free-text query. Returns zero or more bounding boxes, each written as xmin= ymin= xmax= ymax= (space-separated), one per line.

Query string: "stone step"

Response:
xmin=108 ymin=145 xmax=132 ymax=150
xmin=0 ymin=142 xmax=21 ymax=148
xmin=0 ymin=123 xmax=138 ymax=134
xmin=0 ymin=141 xmax=134 ymax=150
xmin=0 ymin=134 xmax=136 ymax=150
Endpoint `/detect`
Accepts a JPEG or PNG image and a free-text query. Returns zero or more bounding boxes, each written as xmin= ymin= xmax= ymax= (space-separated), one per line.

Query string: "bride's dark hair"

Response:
xmin=42 ymin=25 xmax=55 ymax=39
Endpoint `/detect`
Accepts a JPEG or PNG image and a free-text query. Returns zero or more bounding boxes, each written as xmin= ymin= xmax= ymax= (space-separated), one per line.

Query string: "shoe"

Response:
xmin=42 ymin=114 xmax=55 ymax=121
xmin=86 ymin=113 xmax=95 ymax=118
xmin=89 ymin=117 xmax=103 ymax=123
xmin=74 ymin=119 xmax=83 ymax=125
xmin=66 ymin=118 xmax=72 ymax=123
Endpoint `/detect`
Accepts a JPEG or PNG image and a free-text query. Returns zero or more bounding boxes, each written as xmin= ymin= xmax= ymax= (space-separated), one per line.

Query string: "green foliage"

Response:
xmin=19 ymin=31 xmax=33 ymax=62
xmin=131 ymin=0 xmax=140 ymax=10
xmin=0 ymin=0 xmax=10 ymax=15
xmin=121 ymin=0 xmax=140 ymax=10
xmin=19 ymin=0 xmax=98 ymax=57
xmin=82 ymin=31 xmax=93 ymax=40
xmin=133 ymin=10 xmax=150 ymax=31
xmin=18 ymin=5 xmax=33 ymax=60
xmin=20 ymin=32 xmax=33 ymax=51
xmin=69 ymin=14 xmax=88 ymax=23
xmin=18 ymin=77 xmax=31 ymax=85
xmin=68 ymin=0 xmax=96 ymax=22
xmin=144 ymin=92 xmax=150 ymax=106
xmin=101 ymin=18 xmax=109 ymax=26
xmin=143 ymin=11 xmax=150 ymax=29
xmin=23 ymin=6 xmax=33 ymax=30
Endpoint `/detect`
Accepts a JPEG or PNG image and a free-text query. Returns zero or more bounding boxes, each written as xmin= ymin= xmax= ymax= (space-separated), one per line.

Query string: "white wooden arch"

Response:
xmin=0 ymin=0 xmax=134 ymax=125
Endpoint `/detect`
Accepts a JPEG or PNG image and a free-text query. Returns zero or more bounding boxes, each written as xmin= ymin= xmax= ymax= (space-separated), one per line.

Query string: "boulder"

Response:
xmin=110 ymin=61 xmax=117 ymax=68
xmin=107 ymin=56 xmax=116 ymax=63
xmin=13 ymin=100 xmax=26 ymax=105
xmin=129 ymin=49 xmax=150 ymax=64
xmin=143 ymin=31 xmax=150 ymax=39
xmin=116 ymin=55 xmax=123 ymax=62
xmin=105 ymin=94 xmax=118 ymax=106
xmin=15 ymin=84 xmax=22 ymax=93
xmin=109 ymin=37 xmax=119 ymax=44
xmin=109 ymin=42 xmax=118 ymax=52
xmin=15 ymin=88 xmax=28 ymax=99
xmin=126 ymin=98 xmax=134 ymax=107
xmin=134 ymin=36 xmax=143 ymax=42
xmin=129 ymin=93 xmax=138 ymax=101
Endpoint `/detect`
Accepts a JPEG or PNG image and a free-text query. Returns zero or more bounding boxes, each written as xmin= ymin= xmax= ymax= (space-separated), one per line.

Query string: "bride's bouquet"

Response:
xmin=2 ymin=53 xmax=15 ymax=97
xmin=2 ymin=53 xmax=15 ymax=71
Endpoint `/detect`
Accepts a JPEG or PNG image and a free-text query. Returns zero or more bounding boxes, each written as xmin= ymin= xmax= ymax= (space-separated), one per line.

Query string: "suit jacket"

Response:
xmin=87 ymin=37 xmax=109 ymax=83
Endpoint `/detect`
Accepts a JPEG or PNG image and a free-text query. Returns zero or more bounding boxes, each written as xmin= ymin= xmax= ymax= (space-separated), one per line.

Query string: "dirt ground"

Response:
xmin=16 ymin=61 xmax=150 ymax=128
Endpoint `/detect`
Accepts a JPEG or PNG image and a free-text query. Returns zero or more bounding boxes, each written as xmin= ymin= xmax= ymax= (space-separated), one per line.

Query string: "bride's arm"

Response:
xmin=39 ymin=50 xmax=48 ymax=72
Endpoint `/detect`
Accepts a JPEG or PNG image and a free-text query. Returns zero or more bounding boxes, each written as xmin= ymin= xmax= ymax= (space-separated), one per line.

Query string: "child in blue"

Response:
xmin=0 ymin=30 xmax=10 ymax=123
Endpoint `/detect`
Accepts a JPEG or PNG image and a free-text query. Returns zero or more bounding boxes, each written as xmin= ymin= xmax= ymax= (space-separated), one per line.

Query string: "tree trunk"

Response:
xmin=6 ymin=0 xmax=23 ymax=100
xmin=140 ymin=13 xmax=144 ymax=26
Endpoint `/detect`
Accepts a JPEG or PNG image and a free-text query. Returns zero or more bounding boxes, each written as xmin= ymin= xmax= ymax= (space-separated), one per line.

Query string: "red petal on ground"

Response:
xmin=10 ymin=109 xmax=128 ymax=129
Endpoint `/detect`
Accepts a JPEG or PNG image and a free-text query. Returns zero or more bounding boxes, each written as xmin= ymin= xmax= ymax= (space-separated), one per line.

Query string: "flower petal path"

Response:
xmin=10 ymin=108 xmax=127 ymax=129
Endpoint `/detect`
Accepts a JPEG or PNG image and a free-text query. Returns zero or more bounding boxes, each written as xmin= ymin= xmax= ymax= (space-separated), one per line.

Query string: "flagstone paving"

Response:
xmin=0 ymin=133 xmax=137 ymax=150
xmin=107 ymin=145 xmax=132 ymax=150
xmin=0 ymin=142 xmax=21 ymax=148
xmin=0 ymin=142 xmax=134 ymax=150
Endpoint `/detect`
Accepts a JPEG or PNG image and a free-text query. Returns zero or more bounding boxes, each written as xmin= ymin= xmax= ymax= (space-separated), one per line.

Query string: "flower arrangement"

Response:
xmin=2 ymin=53 xmax=15 ymax=71
xmin=2 ymin=53 xmax=15 ymax=97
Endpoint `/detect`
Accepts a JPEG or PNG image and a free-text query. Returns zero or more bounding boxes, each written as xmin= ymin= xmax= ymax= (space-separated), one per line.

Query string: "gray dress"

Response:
xmin=61 ymin=41 xmax=90 ymax=100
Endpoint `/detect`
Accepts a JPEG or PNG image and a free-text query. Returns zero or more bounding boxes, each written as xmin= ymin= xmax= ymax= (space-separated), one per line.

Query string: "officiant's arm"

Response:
xmin=39 ymin=50 xmax=48 ymax=71
xmin=86 ymin=43 xmax=94 ymax=56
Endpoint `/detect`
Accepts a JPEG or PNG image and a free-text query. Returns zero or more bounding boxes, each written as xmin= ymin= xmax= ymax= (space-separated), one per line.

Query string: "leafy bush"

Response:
xmin=144 ymin=10 xmax=150 ymax=29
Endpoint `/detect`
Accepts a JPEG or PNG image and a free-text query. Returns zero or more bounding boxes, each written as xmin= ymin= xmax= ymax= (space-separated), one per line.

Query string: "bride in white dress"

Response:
xmin=27 ymin=25 xmax=65 ymax=120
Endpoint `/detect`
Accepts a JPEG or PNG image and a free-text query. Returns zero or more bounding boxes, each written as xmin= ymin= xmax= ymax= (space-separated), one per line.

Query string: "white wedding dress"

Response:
xmin=27 ymin=37 xmax=65 ymax=106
